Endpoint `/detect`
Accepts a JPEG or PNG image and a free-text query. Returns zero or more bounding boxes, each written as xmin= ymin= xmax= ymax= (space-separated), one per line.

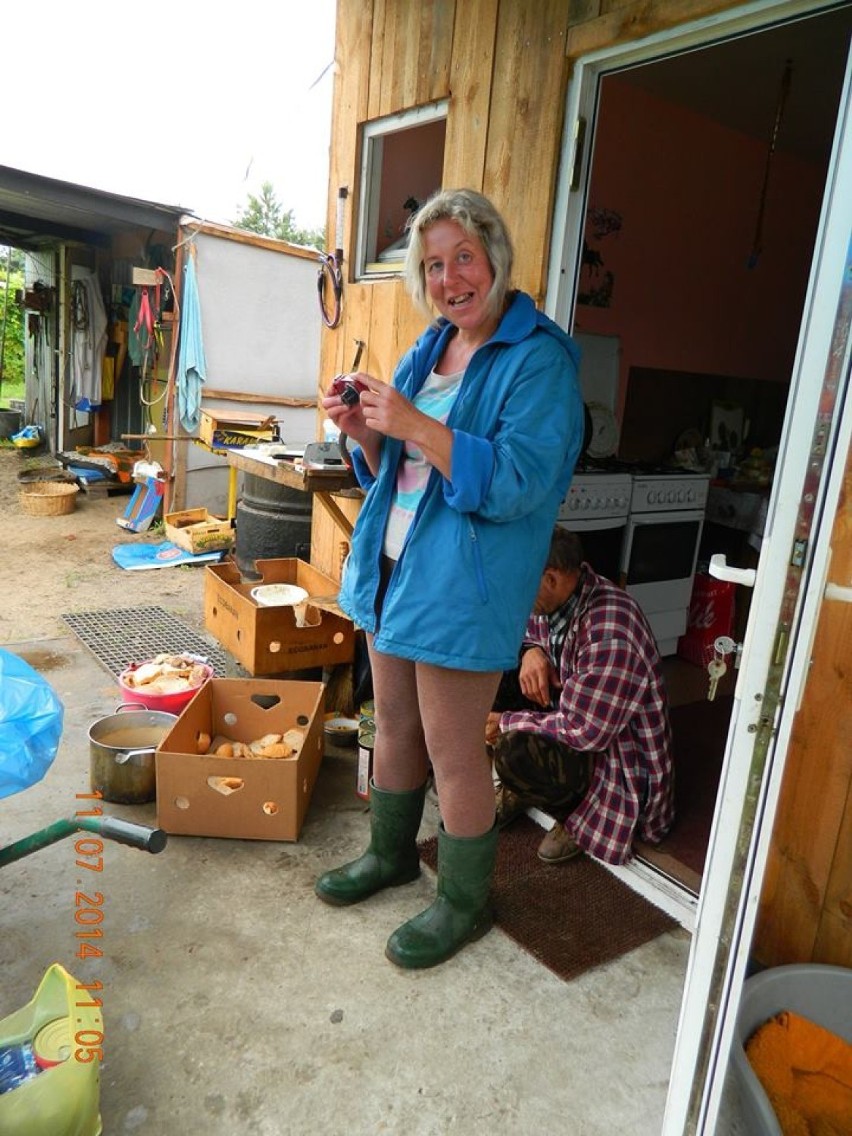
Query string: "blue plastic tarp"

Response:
xmin=0 ymin=650 xmax=64 ymax=800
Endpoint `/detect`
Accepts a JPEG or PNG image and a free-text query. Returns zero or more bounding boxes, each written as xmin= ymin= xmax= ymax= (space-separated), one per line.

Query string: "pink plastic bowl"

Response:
xmin=118 ymin=663 xmax=213 ymax=714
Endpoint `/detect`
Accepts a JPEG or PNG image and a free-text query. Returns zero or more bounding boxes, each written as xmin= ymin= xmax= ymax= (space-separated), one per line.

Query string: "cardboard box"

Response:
xmin=156 ymin=678 xmax=325 ymax=841
xmin=199 ymin=410 xmax=277 ymax=449
xmin=204 ymin=558 xmax=354 ymax=675
xmin=165 ymin=508 xmax=234 ymax=554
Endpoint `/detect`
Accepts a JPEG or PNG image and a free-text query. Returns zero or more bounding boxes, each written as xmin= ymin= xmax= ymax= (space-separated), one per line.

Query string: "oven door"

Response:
xmin=557 ymin=516 xmax=627 ymax=584
xmin=621 ymin=509 xmax=706 ymax=652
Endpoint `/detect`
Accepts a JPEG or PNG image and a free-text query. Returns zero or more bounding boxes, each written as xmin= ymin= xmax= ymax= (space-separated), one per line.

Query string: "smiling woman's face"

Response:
xmin=422 ymin=219 xmax=496 ymax=334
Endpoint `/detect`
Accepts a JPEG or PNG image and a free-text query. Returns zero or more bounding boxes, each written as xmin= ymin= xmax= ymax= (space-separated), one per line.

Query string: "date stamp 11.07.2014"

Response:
xmin=71 ymin=791 xmax=107 ymax=1065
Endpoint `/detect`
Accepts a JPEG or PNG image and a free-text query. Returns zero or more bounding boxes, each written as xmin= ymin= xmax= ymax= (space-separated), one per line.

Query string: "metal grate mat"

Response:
xmin=62 ymin=607 xmax=231 ymax=678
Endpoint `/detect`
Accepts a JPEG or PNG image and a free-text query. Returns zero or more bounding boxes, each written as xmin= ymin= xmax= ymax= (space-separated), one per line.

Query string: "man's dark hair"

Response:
xmin=545 ymin=527 xmax=584 ymax=573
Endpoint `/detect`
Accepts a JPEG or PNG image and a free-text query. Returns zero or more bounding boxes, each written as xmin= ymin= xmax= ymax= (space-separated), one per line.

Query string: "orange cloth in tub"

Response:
xmin=745 ymin=1009 xmax=852 ymax=1135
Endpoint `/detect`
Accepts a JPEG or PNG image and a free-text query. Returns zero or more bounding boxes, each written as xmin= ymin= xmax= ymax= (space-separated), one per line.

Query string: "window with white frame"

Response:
xmin=356 ymin=101 xmax=448 ymax=278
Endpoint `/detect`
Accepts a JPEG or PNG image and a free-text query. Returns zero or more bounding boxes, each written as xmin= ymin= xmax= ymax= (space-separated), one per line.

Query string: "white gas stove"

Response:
xmin=622 ymin=472 xmax=712 ymax=655
xmin=556 ymin=472 xmax=632 ymax=583
xmin=629 ymin=472 xmax=711 ymax=513
xmin=558 ymin=472 xmax=633 ymax=522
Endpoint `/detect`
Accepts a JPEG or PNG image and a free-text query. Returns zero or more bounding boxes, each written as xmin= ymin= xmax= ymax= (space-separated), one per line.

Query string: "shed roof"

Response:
xmin=0 ymin=165 xmax=188 ymax=249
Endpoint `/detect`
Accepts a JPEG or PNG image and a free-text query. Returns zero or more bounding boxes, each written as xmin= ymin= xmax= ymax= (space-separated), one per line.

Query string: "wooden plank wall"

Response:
xmin=317 ymin=0 xmax=852 ymax=970
xmin=314 ymin=0 xmax=574 ymax=575
xmin=752 ymin=452 xmax=852 ymax=969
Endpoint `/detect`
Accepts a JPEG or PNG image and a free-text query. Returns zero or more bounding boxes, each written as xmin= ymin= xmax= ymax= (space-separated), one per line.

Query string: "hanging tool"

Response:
xmin=748 ymin=59 xmax=793 ymax=269
xmin=317 ymin=187 xmax=348 ymax=328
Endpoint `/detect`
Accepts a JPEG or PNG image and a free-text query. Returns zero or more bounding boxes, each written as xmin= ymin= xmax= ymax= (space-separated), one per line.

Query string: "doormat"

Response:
xmin=419 ymin=816 xmax=677 ymax=984
xmin=61 ymin=606 xmax=230 ymax=678
xmin=653 ymin=695 xmax=733 ymax=876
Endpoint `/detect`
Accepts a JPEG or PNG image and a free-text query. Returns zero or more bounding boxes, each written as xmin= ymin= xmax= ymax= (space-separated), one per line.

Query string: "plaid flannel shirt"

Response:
xmin=499 ymin=565 xmax=674 ymax=864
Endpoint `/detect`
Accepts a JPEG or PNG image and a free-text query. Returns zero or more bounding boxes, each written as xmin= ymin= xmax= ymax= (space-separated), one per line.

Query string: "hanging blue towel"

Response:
xmin=177 ymin=254 xmax=207 ymax=433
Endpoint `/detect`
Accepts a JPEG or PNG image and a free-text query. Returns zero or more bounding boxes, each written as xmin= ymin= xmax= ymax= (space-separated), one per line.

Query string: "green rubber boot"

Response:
xmin=314 ymin=781 xmax=426 ymax=906
xmin=385 ymin=821 xmax=498 ymax=969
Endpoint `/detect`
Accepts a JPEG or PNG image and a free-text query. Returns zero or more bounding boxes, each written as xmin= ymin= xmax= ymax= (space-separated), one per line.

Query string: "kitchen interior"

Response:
xmin=559 ymin=4 xmax=852 ymax=892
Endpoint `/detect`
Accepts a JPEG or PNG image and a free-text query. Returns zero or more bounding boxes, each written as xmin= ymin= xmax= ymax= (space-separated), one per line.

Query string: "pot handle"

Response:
xmin=114 ymin=748 xmax=153 ymax=765
xmin=115 ymin=703 xmax=137 ymax=714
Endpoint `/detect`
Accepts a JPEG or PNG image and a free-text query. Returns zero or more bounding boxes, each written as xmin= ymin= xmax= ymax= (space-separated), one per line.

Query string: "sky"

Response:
xmin=3 ymin=1 xmax=337 ymax=234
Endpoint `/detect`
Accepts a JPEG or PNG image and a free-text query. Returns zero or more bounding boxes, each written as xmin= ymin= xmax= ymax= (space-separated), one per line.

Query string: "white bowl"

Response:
xmin=250 ymin=584 xmax=309 ymax=608
xmin=323 ymin=715 xmax=359 ymax=745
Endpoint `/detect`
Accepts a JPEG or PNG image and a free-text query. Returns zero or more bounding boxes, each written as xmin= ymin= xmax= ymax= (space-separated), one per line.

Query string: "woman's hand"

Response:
xmin=324 ymin=372 xmax=454 ymax=479
xmin=357 ymin=376 xmax=420 ymax=439
xmin=322 ymin=371 xmax=419 ymax=443
xmin=359 ymin=376 xmax=454 ymax=479
xmin=322 ymin=373 xmax=371 ymax=440
xmin=322 ymin=372 xmax=383 ymax=474
xmin=518 ymin=647 xmax=557 ymax=708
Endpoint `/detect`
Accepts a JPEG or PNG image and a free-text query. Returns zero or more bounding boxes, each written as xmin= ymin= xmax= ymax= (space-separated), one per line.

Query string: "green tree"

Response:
xmin=0 ymin=246 xmax=25 ymax=397
xmin=232 ymin=182 xmax=326 ymax=249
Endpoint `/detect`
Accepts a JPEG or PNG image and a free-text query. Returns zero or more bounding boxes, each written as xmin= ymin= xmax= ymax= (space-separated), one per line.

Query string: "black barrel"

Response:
xmin=235 ymin=473 xmax=313 ymax=579
xmin=0 ymin=410 xmax=22 ymax=440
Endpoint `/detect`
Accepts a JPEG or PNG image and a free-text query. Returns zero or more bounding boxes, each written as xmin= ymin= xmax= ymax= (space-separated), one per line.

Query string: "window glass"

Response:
xmin=357 ymin=102 xmax=448 ymax=277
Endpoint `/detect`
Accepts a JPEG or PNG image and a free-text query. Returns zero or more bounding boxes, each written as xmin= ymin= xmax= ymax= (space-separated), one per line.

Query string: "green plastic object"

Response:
xmin=0 ymin=963 xmax=102 ymax=1136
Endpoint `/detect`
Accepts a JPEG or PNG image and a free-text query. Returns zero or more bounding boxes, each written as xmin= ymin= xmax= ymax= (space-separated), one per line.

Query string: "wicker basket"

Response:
xmin=19 ymin=480 xmax=79 ymax=517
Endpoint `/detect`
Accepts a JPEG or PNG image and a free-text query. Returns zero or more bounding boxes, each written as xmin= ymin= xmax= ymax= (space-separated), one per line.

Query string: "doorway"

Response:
xmin=551 ymin=2 xmax=852 ymax=897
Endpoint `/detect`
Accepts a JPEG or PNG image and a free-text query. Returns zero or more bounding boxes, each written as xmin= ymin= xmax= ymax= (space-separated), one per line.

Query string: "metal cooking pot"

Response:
xmin=88 ymin=706 xmax=178 ymax=805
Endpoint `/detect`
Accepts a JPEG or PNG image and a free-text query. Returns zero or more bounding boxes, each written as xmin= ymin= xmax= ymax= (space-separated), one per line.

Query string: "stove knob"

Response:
xmin=582 ymin=498 xmax=591 ymax=510
xmin=686 ymin=489 xmax=695 ymax=503
xmin=668 ymin=490 xmax=676 ymax=503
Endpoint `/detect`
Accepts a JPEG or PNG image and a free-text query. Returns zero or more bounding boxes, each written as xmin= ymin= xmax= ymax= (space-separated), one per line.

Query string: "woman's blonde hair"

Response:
xmin=404 ymin=188 xmax=514 ymax=321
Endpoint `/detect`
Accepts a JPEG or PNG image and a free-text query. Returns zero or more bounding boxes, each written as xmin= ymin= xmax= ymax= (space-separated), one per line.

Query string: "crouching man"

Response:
xmin=486 ymin=526 xmax=675 ymax=865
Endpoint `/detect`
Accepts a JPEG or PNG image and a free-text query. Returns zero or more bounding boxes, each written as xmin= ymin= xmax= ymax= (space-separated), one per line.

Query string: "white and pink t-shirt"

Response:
xmin=383 ymin=368 xmax=464 ymax=560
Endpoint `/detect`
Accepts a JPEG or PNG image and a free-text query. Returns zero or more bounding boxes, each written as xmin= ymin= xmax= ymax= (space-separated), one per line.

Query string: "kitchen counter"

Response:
xmin=705 ymin=483 xmax=769 ymax=532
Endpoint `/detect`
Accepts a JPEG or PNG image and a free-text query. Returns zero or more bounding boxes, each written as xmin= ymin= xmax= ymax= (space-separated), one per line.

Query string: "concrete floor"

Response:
xmin=1 ymin=635 xmax=695 ymax=1135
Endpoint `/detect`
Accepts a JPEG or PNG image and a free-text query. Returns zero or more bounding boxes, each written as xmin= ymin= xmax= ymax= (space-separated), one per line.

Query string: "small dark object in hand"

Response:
xmin=331 ymin=375 xmax=368 ymax=407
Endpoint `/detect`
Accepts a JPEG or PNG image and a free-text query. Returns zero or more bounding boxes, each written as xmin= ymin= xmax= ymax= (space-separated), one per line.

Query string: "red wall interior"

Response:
xmin=574 ymin=76 xmax=827 ymax=440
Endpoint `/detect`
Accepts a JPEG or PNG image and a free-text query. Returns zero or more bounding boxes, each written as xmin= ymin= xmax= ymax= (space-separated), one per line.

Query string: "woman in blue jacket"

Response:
xmin=315 ymin=188 xmax=584 ymax=968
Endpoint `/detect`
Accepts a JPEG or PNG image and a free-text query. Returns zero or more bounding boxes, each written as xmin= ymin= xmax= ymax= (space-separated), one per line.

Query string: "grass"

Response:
xmin=1 ymin=378 xmax=26 ymax=448
xmin=0 ymin=378 xmax=25 ymax=407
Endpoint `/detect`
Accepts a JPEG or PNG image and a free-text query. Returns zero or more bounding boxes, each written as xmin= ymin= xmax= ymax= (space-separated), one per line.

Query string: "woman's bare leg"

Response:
xmin=416 ymin=663 xmax=501 ymax=837
xmin=367 ymin=636 xmax=431 ymax=791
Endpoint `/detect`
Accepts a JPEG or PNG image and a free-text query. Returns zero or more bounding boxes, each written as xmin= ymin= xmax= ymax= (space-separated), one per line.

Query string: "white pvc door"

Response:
xmin=546 ymin=4 xmax=852 ymax=1132
xmin=665 ymin=40 xmax=852 ymax=1131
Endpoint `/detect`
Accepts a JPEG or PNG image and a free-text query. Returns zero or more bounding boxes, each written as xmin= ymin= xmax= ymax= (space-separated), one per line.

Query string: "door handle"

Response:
xmin=708 ymin=553 xmax=756 ymax=588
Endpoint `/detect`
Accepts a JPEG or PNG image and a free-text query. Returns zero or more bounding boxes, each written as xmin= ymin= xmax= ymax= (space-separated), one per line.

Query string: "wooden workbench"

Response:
xmin=224 ymin=448 xmax=361 ymax=538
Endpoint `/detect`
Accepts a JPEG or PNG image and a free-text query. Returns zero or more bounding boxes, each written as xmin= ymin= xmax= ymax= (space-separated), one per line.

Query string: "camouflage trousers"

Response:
xmin=492 ymin=730 xmax=595 ymax=823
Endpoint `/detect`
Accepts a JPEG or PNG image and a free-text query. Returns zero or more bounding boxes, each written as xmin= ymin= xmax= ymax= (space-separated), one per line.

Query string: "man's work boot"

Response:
xmin=537 ymin=822 xmax=582 ymax=863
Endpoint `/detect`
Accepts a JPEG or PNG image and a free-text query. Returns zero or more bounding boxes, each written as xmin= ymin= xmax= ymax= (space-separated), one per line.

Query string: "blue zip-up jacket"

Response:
xmin=338 ymin=290 xmax=584 ymax=671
